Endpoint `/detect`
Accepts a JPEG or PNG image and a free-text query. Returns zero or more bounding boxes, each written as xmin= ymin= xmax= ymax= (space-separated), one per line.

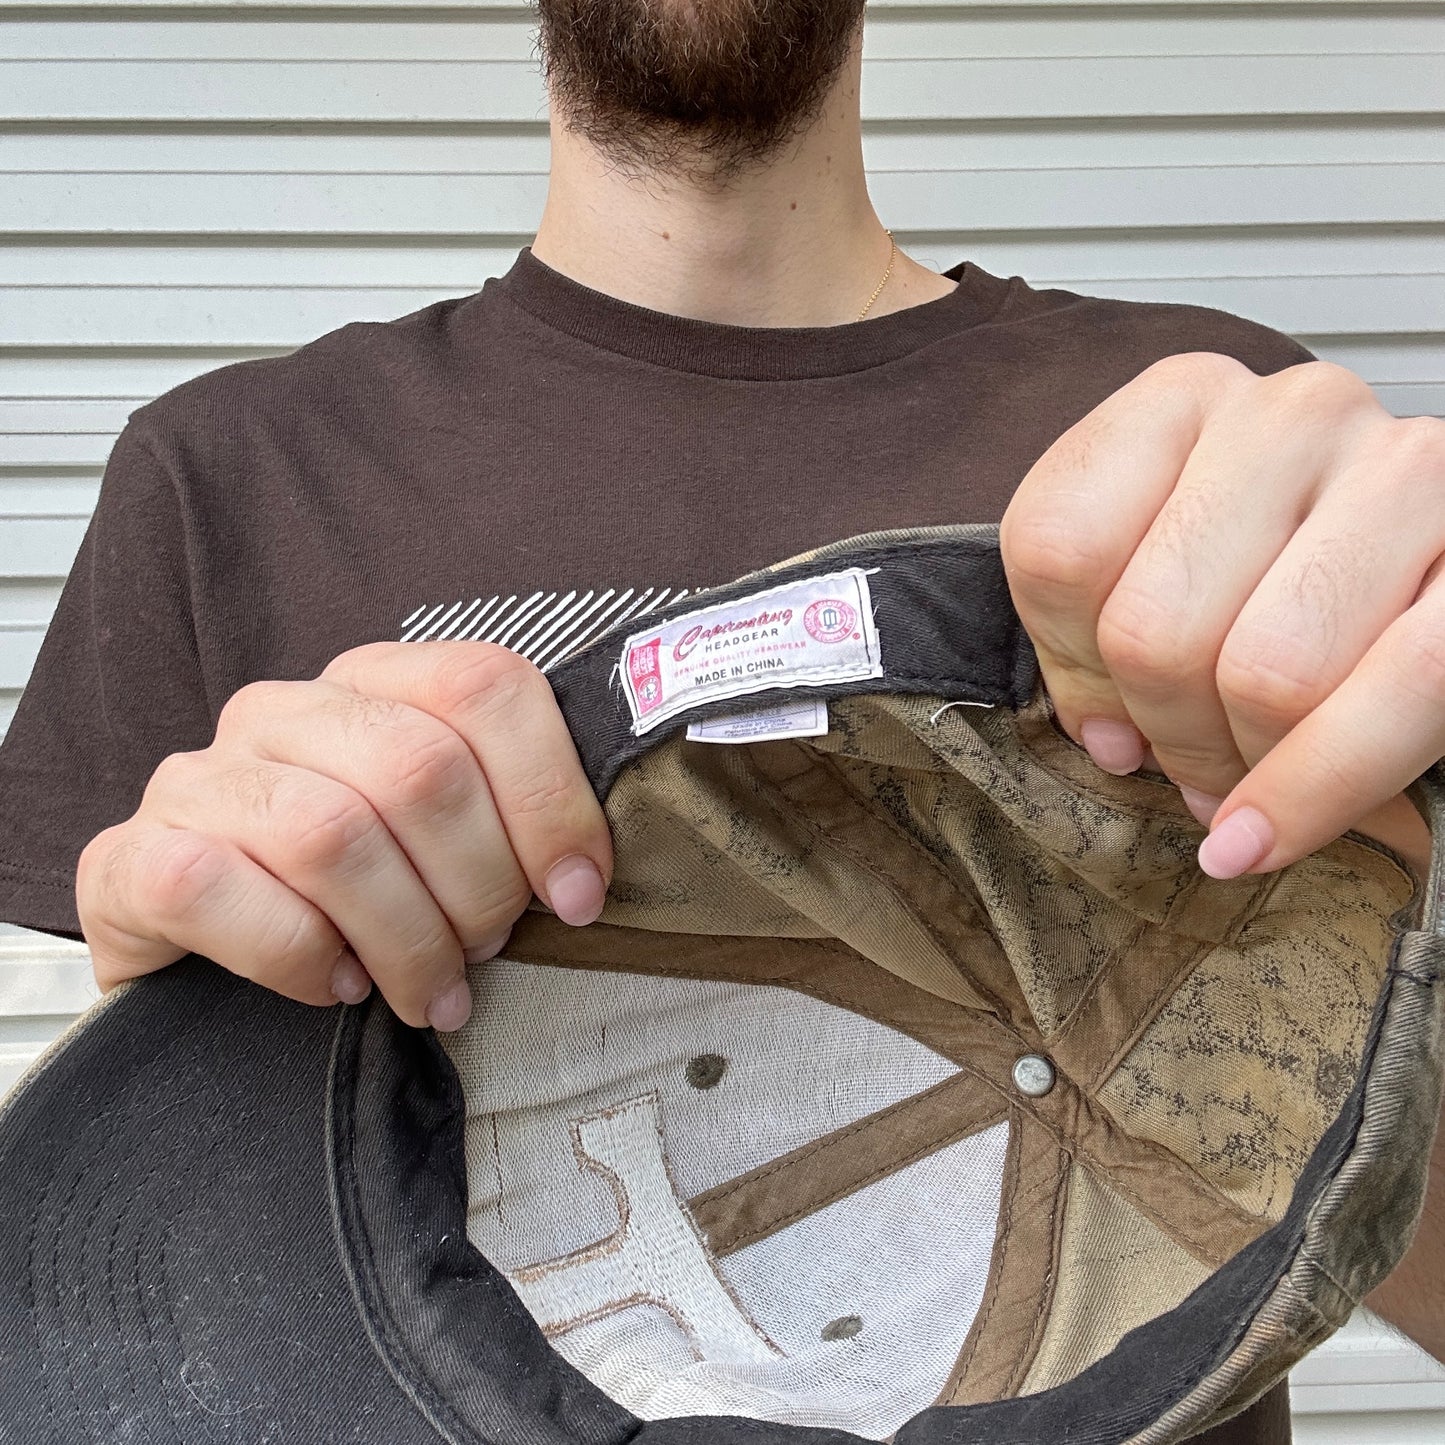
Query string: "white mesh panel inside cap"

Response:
xmin=442 ymin=959 xmax=1008 ymax=1438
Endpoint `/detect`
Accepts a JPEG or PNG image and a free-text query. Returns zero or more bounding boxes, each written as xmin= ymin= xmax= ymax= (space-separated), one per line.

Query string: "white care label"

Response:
xmin=686 ymin=697 xmax=829 ymax=745
xmin=618 ymin=568 xmax=881 ymax=735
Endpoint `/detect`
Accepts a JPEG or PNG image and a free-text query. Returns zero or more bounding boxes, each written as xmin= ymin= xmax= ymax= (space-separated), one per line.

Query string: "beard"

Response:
xmin=534 ymin=0 xmax=868 ymax=186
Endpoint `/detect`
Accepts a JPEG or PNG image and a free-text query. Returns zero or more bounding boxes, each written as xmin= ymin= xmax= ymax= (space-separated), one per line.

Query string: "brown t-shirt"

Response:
xmin=0 ymin=245 xmax=1312 ymax=1440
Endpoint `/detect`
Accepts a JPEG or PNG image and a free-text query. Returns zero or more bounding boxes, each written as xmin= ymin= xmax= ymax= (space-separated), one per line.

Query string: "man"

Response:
xmin=0 ymin=3 xmax=1438 ymax=1441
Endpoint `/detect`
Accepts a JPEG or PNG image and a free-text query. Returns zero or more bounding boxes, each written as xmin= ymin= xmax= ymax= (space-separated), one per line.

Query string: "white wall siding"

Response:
xmin=2 ymin=3 xmax=1442 ymax=1434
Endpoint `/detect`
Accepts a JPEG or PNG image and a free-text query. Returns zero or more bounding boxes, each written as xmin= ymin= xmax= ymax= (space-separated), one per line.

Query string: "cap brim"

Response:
xmin=0 ymin=936 xmax=1436 ymax=1445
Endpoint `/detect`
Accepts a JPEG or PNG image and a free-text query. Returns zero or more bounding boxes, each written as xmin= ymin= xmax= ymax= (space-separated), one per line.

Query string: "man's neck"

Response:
xmin=528 ymin=42 xmax=957 ymax=328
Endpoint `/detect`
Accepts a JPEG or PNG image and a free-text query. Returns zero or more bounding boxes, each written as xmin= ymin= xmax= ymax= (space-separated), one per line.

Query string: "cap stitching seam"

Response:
xmin=699 ymin=1073 xmax=971 ymax=1200
xmin=509 ymin=940 xmax=1263 ymax=1267
xmin=775 ymin=737 xmax=1021 ymax=1019
xmin=101 ymin=1192 xmax=156 ymax=1445
xmin=1003 ymin=1142 xmax=1071 ymax=1397
xmin=938 ymin=1107 xmax=1026 ymax=1403
xmin=706 ymin=1099 xmax=1011 ymax=1256
xmin=23 ymin=1170 xmax=66 ymax=1439
xmin=769 ymin=971 xmax=1251 ymax=1269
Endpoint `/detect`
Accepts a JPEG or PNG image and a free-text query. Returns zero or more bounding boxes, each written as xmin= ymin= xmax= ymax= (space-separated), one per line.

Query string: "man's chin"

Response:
xmin=535 ymin=0 xmax=866 ymax=182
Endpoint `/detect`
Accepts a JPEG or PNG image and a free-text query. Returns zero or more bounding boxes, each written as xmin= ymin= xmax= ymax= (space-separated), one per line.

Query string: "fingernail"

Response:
xmin=463 ymin=932 xmax=511 ymax=966
xmin=1178 ymin=785 xmax=1225 ymax=827
xmin=1198 ymin=806 xmax=1274 ymax=880
xmin=545 ymin=855 xmax=606 ymax=927
xmin=427 ymin=976 xmax=473 ymax=1033
xmin=330 ymin=949 xmax=372 ymax=1006
xmin=1079 ymin=718 xmax=1146 ymax=775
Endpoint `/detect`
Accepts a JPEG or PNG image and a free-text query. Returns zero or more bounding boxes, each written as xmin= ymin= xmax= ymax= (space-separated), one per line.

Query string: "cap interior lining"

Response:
xmin=937 ymin=1110 xmax=1070 ymax=1406
xmin=688 ymin=1072 xmax=1010 ymax=1258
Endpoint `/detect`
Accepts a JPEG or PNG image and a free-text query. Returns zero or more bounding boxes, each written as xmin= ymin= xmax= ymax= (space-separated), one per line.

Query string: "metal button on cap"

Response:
xmin=1012 ymin=1054 xmax=1056 ymax=1097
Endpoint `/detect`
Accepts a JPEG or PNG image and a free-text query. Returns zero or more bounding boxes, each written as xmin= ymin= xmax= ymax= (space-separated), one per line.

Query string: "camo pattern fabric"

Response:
xmin=596 ymin=683 xmax=1414 ymax=1221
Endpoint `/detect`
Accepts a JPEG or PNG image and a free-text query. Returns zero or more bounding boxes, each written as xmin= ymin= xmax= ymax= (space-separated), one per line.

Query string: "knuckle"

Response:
xmin=1214 ymin=646 xmax=1320 ymax=725
xmin=1000 ymin=514 xmax=1111 ymax=601
xmin=376 ymin=727 xmax=474 ymax=813
xmin=275 ymin=786 xmax=376 ymax=874
xmin=216 ymin=678 xmax=294 ymax=735
xmin=1297 ymin=732 xmax=1372 ymax=811
xmin=75 ymin=824 xmax=135 ymax=911
xmin=1095 ymin=605 xmax=1198 ymax=690
xmin=262 ymin=907 xmax=340 ymax=977
xmin=469 ymin=870 xmax=534 ymax=932
xmin=226 ymin=760 xmax=284 ymax=814
xmin=143 ymin=747 xmax=204 ymax=802
xmin=1389 ymin=415 xmax=1445 ymax=476
xmin=337 ymin=688 xmax=410 ymax=733
xmin=383 ymin=920 xmax=462 ymax=989
xmin=1392 ymin=623 xmax=1445 ymax=702
xmin=1144 ymin=350 xmax=1248 ymax=395
xmin=1152 ymin=738 xmax=1236 ymax=780
xmin=321 ymin=640 xmax=406 ymax=681
xmin=426 ymin=643 xmax=547 ymax=720
xmin=505 ymin=765 xmax=580 ymax=826
xmin=139 ymin=832 xmax=229 ymax=921
xmin=1267 ymin=358 xmax=1370 ymax=416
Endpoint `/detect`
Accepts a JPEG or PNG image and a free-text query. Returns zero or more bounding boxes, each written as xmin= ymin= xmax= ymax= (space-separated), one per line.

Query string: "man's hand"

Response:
xmin=74 ymin=642 xmax=613 ymax=1032
xmin=1000 ymin=352 xmax=1444 ymax=880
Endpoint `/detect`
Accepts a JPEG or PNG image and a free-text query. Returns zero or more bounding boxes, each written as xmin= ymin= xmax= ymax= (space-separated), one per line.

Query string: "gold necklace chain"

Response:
xmin=856 ymin=229 xmax=897 ymax=321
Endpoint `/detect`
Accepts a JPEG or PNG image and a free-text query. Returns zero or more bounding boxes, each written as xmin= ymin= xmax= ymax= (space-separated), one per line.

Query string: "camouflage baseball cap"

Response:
xmin=0 ymin=524 xmax=1439 ymax=1444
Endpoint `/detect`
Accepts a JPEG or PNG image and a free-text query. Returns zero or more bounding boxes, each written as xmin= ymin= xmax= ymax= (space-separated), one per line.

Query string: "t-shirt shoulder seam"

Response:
xmin=124 ymin=313 xmax=392 ymax=445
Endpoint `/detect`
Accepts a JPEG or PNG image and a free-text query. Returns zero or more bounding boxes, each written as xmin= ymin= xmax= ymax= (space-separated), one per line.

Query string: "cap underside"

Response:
xmin=447 ymin=685 xmax=1415 ymax=1439
xmin=2 ymin=526 xmax=1437 ymax=1445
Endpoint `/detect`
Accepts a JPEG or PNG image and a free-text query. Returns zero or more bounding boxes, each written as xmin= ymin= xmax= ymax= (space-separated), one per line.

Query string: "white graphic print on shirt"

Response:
xmin=400 ymin=587 xmax=690 ymax=672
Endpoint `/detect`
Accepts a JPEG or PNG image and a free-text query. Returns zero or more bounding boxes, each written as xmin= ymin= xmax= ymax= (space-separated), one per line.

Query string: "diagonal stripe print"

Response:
xmin=399 ymin=585 xmax=689 ymax=671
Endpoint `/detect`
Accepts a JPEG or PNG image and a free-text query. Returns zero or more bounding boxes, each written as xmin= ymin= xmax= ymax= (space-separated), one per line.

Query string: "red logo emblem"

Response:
xmin=803 ymin=598 xmax=857 ymax=644
xmin=628 ymin=638 xmax=664 ymax=714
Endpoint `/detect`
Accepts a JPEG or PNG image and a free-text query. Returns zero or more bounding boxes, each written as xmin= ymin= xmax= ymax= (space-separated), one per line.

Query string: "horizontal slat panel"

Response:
xmin=6 ymin=11 xmax=1443 ymax=59
xmin=6 ymin=230 xmax=1445 ymax=289
xmin=1312 ymin=336 xmax=1445 ymax=383
xmin=0 ymin=936 xmax=94 ymax=1015
xmin=0 ymin=430 xmax=116 ymax=465
xmin=1367 ymin=383 xmax=1444 ymax=417
xmin=0 ymin=579 xmax=65 ymax=617
xmin=0 ymin=517 xmax=88 ymax=577
xmin=1294 ymin=1416 xmax=1445 ymax=1444
xmin=0 ymin=352 xmax=287 ymax=397
xmin=1292 ymin=1310 xmax=1445 ymax=1414
xmin=8 ymin=0 xmax=1443 ymax=9
xmin=3 ymin=54 xmax=1442 ymax=123
xmin=0 ymin=935 xmax=95 ymax=1101
xmin=0 ymin=626 xmax=54 ymax=690
xmin=7 ymin=18 xmax=536 ymax=62
xmin=0 ymin=477 xmax=99 ymax=516
xmin=0 ymin=399 xmax=138 ymax=439
xmin=6 ymin=119 xmax=1445 ymax=173
xmin=5 ymin=165 xmax=1442 ymax=237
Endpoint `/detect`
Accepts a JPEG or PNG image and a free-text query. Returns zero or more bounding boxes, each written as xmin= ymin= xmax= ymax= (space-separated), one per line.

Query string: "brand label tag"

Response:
xmin=619 ymin=568 xmax=880 ymax=735
xmin=685 ymin=697 xmax=829 ymax=745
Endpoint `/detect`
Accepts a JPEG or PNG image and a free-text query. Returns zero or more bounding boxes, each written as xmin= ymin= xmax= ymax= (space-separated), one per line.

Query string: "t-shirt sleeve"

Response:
xmin=0 ymin=419 xmax=216 ymax=940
